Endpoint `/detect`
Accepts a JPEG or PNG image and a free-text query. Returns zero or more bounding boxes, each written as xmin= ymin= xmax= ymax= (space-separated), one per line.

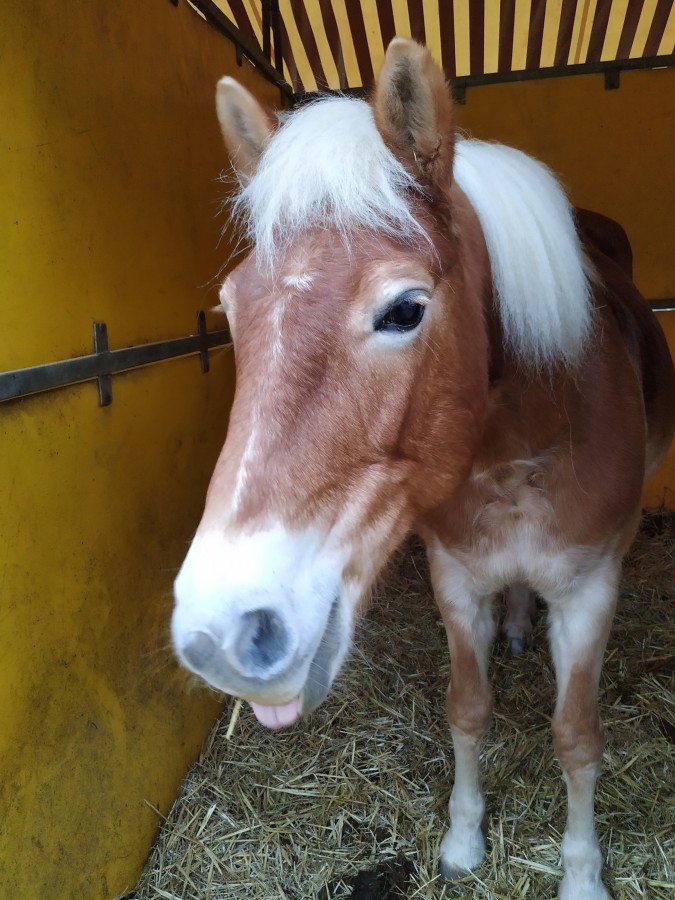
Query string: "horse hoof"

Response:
xmin=438 ymin=824 xmax=485 ymax=881
xmin=438 ymin=859 xmax=470 ymax=882
xmin=558 ymin=878 xmax=611 ymax=900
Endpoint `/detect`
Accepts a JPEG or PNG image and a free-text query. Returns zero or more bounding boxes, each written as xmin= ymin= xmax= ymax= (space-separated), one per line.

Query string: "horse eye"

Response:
xmin=374 ymin=295 xmax=426 ymax=334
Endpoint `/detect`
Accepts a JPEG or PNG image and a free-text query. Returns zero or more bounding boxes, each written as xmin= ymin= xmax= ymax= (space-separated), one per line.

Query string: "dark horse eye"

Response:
xmin=374 ymin=294 xmax=426 ymax=334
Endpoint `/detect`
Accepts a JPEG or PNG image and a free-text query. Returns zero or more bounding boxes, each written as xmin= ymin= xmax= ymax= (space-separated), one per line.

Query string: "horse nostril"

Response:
xmin=181 ymin=631 xmax=221 ymax=671
xmin=235 ymin=608 xmax=289 ymax=674
xmin=178 ymin=612 xmax=291 ymax=681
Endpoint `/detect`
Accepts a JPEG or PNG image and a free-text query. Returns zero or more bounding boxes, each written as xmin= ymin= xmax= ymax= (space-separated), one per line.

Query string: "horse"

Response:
xmin=171 ymin=37 xmax=675 ymax=899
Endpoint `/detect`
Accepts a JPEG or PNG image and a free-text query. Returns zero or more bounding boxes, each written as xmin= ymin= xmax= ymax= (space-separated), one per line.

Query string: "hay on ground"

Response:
xmin=130 ymin=512 xmax=675 ymax=899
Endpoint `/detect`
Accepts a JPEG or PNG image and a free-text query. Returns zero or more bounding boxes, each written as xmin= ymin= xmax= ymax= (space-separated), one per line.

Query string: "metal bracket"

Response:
xmin=451 ymin=83 xmax=467 ymax=105
xmin=195 ymin=309 xmax=210 ymax=373
xmin=93 ymin=322 xmax=113 ymax=407
xmin=605 ymin=70 xmax=620 ymax=90
xmin=0 ymin=313 xmax=231 ymax=407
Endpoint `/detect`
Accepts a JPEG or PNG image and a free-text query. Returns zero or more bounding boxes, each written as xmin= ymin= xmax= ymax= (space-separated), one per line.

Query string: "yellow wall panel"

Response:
xmin=1 ymin=0 xmax=276 ymax=371
xmin=1 ymin=358 xmax=235 ymax=898
xmin=1 ymin=1 xmax=279 ymax=897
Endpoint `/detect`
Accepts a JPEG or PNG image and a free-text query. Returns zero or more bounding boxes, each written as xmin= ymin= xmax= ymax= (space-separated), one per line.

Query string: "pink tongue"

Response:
xmin=249 ymin=695 xmax=301 ymax=730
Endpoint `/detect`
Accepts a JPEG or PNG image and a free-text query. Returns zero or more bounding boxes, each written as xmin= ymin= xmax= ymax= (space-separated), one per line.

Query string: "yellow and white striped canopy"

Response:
xmin=206 ymin=0 xmax=675 ymax=93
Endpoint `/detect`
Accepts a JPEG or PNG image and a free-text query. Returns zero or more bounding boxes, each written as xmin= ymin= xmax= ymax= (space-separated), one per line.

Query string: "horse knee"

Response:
xmin=552 ymin=704 xmax=605 ymax=771
xmin=446 ymin=680 xmax=493 ymax=738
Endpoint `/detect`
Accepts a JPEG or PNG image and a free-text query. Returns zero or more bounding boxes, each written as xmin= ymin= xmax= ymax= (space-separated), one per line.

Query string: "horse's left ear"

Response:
xmin=374 ymin=38 xmax=454 ymax=197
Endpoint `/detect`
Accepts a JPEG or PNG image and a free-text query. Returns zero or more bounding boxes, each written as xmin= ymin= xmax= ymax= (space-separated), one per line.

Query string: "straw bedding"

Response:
xmin=130 ymin=511 xmax=674 ymax=899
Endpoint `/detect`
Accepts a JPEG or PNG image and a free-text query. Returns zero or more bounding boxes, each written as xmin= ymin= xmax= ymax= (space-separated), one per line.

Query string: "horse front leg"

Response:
xmin=428 ymin=547 xmax=496 ymax=878
xmin=545 ymin=559 xmax=618 ymax=900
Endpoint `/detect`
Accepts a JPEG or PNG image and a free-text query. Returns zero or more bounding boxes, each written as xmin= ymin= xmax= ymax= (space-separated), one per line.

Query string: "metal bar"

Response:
xmin=188 ymin=0 xmax=292 ymax=103
xmin=3 ymin=294 xmax=668 ymax=406
xmin=293 ymin=54 xmax=674 ymax=104
xmin=604 ymin=69 xmax=620 ymax=90
xmin=450 ymin=54 xmax=674 ymax=92
xmin=0 ymin=317 xmax=231 ymax=405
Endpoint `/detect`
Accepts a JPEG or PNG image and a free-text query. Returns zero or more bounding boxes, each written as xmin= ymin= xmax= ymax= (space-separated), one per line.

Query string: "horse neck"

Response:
xmin=450 ymin=183 xmax=504 ymax=384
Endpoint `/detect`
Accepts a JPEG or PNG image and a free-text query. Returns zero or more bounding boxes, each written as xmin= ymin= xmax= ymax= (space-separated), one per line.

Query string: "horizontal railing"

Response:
xmin=0 ymin=312 xmax=231 ymax=407
xmin=1 ymin=301 xmax=671 ymax=407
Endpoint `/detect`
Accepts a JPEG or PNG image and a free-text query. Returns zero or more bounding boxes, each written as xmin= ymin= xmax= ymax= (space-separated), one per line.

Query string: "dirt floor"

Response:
xmin=130 ymin=511 xmax=674 ymax=899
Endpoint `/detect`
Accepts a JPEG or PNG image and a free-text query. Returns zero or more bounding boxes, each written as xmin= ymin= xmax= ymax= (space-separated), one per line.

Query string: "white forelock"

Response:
xmin=231 ymin=96 xmax=592 ymax=368
xmin=231 ymin=96 xmax=427 ymax=263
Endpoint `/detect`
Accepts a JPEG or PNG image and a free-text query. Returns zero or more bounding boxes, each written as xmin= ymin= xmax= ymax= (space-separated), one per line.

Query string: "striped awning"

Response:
xmin=203 ymin=0 xmax=675 ymax=94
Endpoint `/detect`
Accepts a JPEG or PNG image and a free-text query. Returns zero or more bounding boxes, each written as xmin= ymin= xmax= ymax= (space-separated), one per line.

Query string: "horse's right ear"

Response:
xmin=215 ymin=78 xmax=277 ymax=178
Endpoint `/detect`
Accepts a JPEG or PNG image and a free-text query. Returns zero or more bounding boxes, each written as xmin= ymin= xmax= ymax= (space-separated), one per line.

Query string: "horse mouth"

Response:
xmin=300 ymin=596 xmax=342 ymax=716
xmin=249 ymin=597 xmax=343 ymax=729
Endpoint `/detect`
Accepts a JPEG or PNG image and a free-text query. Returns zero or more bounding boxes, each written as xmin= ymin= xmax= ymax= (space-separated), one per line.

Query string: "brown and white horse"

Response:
xmin=172 ymin=38 xmax=675 ymax=898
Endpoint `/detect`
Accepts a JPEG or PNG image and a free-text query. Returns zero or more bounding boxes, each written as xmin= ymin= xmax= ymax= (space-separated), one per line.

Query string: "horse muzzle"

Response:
xmin=171 ymin=527 xmax=349 ymax=726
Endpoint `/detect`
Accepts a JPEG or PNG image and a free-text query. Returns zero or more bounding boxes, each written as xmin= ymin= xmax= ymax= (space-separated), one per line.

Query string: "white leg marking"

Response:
xmin=440 ymin=729 xmax=486 ymax=875
xmin=557 ymin=764 xmax=610 ymax=900
xmin=546 ymin=559 xmax=618 ymax=900
xmin=429 ymin=544 xmax=495 ymax=877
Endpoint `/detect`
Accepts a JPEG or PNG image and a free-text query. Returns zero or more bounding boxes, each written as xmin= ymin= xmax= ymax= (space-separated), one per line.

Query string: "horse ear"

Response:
xmin=215 ymin=77 xmax=277 ymax=178
xmin=374 ymin=38 xmax=454 ymax=196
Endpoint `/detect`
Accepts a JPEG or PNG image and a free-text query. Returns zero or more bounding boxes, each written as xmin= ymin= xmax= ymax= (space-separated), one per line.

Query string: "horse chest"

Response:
xmin=432 ymin=459 xmax=593 ymax=598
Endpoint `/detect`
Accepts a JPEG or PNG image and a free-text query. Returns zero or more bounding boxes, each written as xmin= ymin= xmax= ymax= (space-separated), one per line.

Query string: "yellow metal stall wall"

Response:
xmin=1 ymin=2 xmax=279 ymax=897
xmin=454 ymin=68 xmax=675 ymax=507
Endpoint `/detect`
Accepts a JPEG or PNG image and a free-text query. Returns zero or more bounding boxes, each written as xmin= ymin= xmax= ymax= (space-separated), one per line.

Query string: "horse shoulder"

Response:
xmin=424 ymin=321 xmax=653 ymax=563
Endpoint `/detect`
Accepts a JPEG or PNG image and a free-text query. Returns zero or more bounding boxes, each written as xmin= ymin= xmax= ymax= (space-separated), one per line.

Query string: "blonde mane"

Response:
xmin=231 ymin=96 xmax=592 ymax=367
